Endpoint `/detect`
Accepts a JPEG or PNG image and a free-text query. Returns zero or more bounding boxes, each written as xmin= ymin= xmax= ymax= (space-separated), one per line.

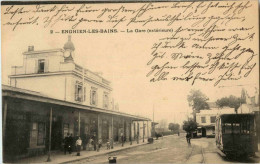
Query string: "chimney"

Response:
xmin=28 ymin=46 xmax=34 ymax=52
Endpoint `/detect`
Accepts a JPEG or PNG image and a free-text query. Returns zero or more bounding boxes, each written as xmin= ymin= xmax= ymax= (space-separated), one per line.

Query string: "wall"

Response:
xmin=11 ymin=75 xmax=66 ymax=100
xmin=196 ymin=108 xmax=235 ymax=126
xmin=10 ymin=49 xmax=113 ymax=111
xmin=24 ymin=52 xmax=64 ymax=74
xmin=71 ymin=75 xmax=112 ymax=110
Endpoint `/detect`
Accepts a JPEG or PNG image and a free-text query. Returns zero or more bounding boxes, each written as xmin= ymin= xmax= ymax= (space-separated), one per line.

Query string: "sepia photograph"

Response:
xmin=1 ymin=0 xmax=259 ymax=163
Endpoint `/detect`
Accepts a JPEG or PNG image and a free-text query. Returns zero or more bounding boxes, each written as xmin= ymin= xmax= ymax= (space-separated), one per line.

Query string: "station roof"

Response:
xmin=2 ymin=85 xmax=151 ymax=121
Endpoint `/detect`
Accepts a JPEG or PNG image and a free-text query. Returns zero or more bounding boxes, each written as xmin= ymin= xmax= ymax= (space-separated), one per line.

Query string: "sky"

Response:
xmin=1 ymin=2 xmax=259 ymax=126
xmin=2 ymin=32 xmax=258 ymax=126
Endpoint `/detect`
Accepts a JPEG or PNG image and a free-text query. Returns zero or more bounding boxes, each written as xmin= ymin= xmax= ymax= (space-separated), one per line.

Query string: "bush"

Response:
xmin=161 ymin=131 xmax=174 ymax=136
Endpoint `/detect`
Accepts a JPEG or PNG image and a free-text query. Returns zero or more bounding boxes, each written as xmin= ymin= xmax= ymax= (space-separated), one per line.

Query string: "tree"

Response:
xmin=216 ymin=95 xmax=246 ymax=112
xmin=168 ymin=123 xmax=180 ymax=132
xmin=187 ymin=90 xmax=209 ymax=121
xmin=183 ymin=120 xmax=197 ymax=133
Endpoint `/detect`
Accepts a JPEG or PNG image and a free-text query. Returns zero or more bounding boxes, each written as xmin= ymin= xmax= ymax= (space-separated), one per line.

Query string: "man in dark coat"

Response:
xmin=186 ymin=132 xmax=191 ymax=144
xmin=68 ymin=133 xmax=73 ymax=154
xmin=64 ymin=133 xmax=70 ymax=154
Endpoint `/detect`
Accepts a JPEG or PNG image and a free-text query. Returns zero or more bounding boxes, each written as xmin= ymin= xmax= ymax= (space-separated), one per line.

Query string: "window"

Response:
xmin=63 ymin=124 xmax=69 ymax=138
xmin=233 ymin=123 xmax=240 ymax=134
xmin=223 ymin=123 xmax=232 ymax=134
xmin=90 ymin=88 xmax=97 ymax=105
xmin=37 ymin=122 xmax=45 ymax=146
xmin=75 ymin=82 xmax=83 ymax=102
xmin=210 ymin=116 xmax=216 ymax=123
xmin=201 ymin=117 xmax=206 ymax=123
xmin=103 ymin=93 xmax=109 ymax=109
xmin=241 ymin=119 xmax=252 ymax=134
xmin=38 ymin=59 xmax=45 ymax=73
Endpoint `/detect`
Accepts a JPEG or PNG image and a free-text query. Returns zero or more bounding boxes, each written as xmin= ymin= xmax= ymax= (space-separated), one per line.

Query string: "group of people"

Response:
xmin=64 ymin=132 xmax=143 ymax=156
xmin=64 ymin=131 xmax=192 ymax=156
xmin=64 ymin=132 xmax=117 ymax=156
xmin=89 ymin=133 xmax=102 ymax=151
xmin=64 ymin=133 xmax=82 ymax=156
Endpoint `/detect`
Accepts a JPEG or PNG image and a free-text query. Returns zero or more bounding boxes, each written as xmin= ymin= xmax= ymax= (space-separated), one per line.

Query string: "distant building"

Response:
xmin=237 ymin=104 xmax=259 ymax=114
xmin=245 ymin=88 xmax=259 ymax=105
xmin=238 ymin=88 xmax=260 ymax=143
xmin=238 ymin=88 xmax=259 ymax=114
xmin=207 ymin=102 xmax=218 ymax=110
xmin=196 ymin=106 xmax=235 ymax=137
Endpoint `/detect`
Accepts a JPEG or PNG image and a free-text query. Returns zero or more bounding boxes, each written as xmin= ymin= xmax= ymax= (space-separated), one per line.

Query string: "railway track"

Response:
xmin=201 ymin=146 xmax=205 ymax=163
xmin=185 ymin=145 xmax=205 ymax=163
xmin=185 ymin=144 xmax=194 ymax=162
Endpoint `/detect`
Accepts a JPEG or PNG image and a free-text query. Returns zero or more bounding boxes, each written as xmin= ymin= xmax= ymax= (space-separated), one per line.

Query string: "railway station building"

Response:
xmin=2 ymin=36 xmax=151 ymax=162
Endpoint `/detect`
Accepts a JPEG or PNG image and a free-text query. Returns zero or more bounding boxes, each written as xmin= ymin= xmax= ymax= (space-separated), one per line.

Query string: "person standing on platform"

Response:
xmin=64 ymin=133 xmax=70 ymax=154
xmin=109 ymin=137 xmax=114 ymax=149
xmin=92 ymin=133 xmax=97 ymax=151
xmin=68 ymin=133 xmax=73 ymax=154
xmin=76 ymin=136 xmax=82 ymax=156
xmin=97 ymin=139 xmax=102 ymax=152
xmin=121 ymin=132 xmax=124 ymax=147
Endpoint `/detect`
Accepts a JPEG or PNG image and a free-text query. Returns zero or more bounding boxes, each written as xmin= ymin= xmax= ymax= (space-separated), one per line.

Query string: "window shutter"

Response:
xmin=90 ymin=90 xmax=92 ymax=105
xmin=75 ymin=84 xmax=78 ymax=101
xmin=79 ymin=86 xmax=83 ymax=102
xmin=44 ymin=59 xmax=49 ymax=72
xmin=96 ymin=91 xmax=98 ymax=106
xmin=35 ymin=60 xmax=38 ymax=73
xmin=103 ymin=94 xmax=105 ymax=108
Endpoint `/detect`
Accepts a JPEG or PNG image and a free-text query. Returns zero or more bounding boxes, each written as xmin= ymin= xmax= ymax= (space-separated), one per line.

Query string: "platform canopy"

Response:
xmin=2 ymin=85 xmax=151 ymax=121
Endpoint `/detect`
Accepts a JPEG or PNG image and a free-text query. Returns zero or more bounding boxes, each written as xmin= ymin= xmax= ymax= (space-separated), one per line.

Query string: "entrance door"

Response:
xmin=4 ymin=111 xmax=29 ymax=162
xmin=134 ymin=123 xmax=136 ymax=137
xmin=124 ymin=122 xmax=127 ymax=141
xmin=102 ymin=120 xmax=109 ymax=142
xmin=51 ymin=116 xmax=62 ymax=150
xmin=113 ymin=121 xmax=118 ymax=141
xmin=137 ymin=123 xmax=140 ymax=138
xmin=129 ymin=123 xmax=132 ymax=142
xmin=202 ymin=128 xmax=206 ymax=137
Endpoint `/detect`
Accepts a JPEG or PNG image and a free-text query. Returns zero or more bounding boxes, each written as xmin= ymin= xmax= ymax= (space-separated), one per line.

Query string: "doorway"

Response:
xmin=202 ymin=127 xmax=206 ymax=137
xmin=102 ymin=120 xmax=109 ymax=142
xmin=51 ymin=116 xmax=62 ymax=150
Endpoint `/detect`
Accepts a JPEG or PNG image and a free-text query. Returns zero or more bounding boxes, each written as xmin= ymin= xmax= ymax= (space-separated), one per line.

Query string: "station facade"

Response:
xmin=3 ymin=36 xmax=151 ymax=162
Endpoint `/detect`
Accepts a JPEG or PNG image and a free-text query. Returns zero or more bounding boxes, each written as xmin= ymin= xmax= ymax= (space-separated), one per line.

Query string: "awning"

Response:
xmin=2 ymin=85 xmax=151 ymax=121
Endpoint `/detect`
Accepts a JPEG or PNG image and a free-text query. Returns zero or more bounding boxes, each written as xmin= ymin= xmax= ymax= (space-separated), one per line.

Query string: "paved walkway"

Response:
xmin=17 ymin=139 xmax=149 ymax=164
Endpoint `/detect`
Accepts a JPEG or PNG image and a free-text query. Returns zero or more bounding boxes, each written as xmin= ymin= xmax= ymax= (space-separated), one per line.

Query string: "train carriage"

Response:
xmin=215 ymin=114 xmax=258 ymax=157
